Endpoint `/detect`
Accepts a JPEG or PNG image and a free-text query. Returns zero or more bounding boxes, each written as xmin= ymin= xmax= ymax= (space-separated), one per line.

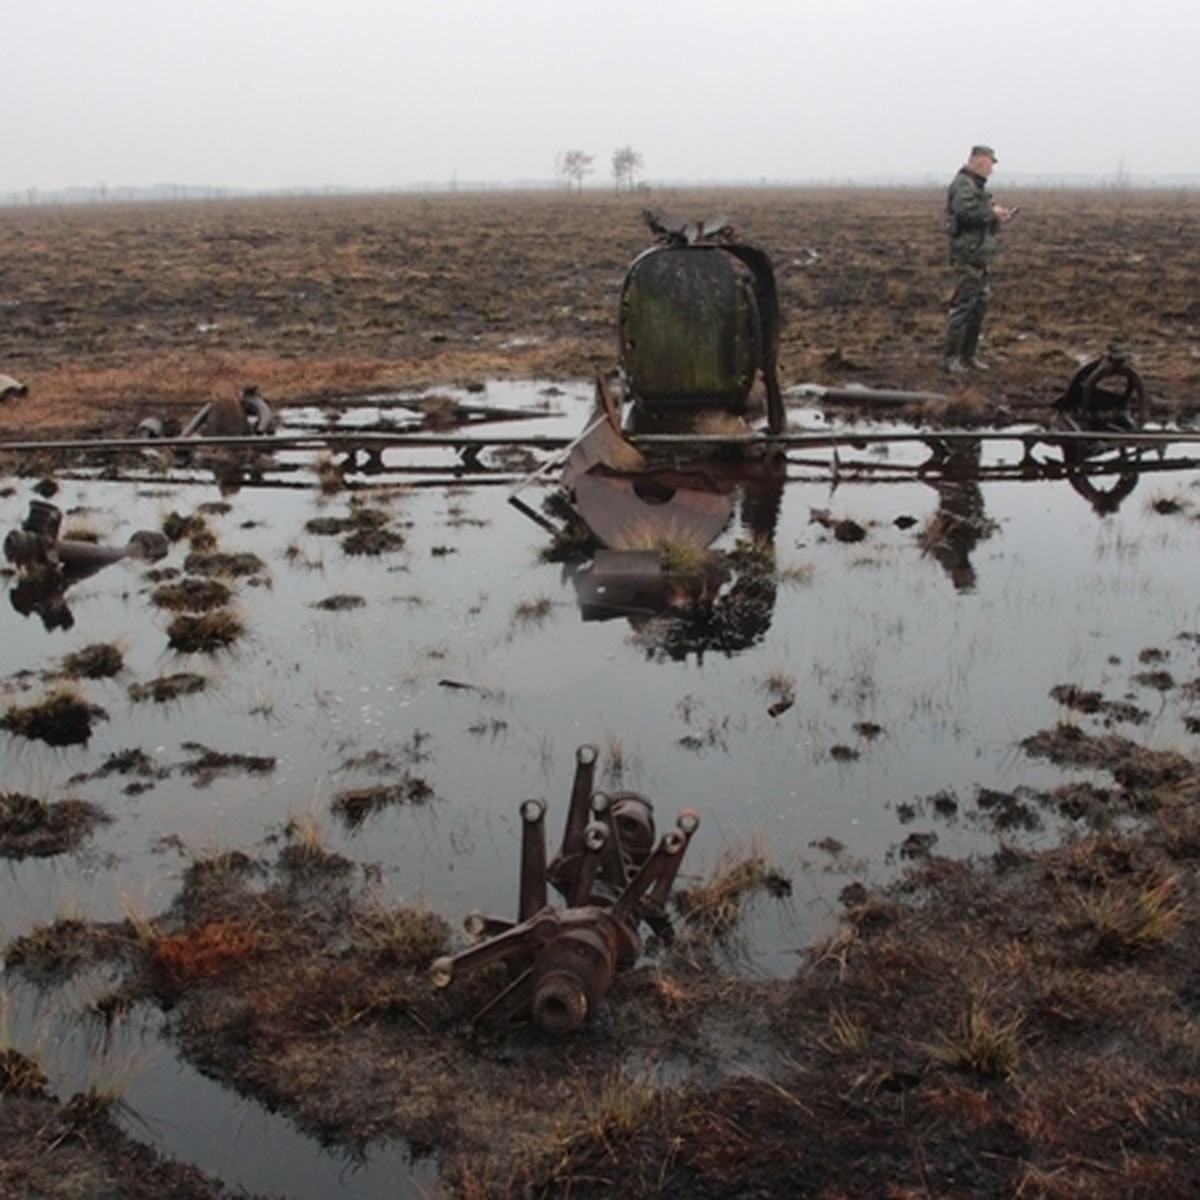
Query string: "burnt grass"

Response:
xmin=0 ymin=1048 xmax=253 ymax=1200
xmin=4 ymin=189 xmax=1200 ymax=1196
xmin=1 ymin=188 xmax=1199 ymax=443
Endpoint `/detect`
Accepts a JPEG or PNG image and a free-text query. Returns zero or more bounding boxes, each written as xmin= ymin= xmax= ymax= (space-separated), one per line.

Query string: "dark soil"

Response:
xmin=1 ymin=188 xmax=1199 ymax=444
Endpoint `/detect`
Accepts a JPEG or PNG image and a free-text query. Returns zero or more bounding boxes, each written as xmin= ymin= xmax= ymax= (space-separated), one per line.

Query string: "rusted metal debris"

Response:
xmin=430 ymin=744 xmax=699 ymax=1033
xmin=621 ymin=214 xmax=784 ymax=434
xmin=5 ymin=498 xmax=169 ymax=629
xmin=0 ymin=374 xmax=29 ymax=402
xmin=1053 ymin=346 xmax=1146 ymax=433
xmin=4 ymin=498 xmax=167 ymax=575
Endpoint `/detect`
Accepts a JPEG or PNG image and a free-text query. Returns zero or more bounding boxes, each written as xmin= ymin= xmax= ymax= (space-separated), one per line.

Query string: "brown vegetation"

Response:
xmin=2 ymin=188 xmax=1199 ymax=444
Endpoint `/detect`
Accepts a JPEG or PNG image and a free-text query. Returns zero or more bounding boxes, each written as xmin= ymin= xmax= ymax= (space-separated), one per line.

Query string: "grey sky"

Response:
xmin=6 ymin=0 xmax=1196 ymax=193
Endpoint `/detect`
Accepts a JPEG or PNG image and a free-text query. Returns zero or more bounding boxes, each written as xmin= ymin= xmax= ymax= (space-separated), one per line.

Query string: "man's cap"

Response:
xmin=971 ymin=144 xmax=998 ymax=161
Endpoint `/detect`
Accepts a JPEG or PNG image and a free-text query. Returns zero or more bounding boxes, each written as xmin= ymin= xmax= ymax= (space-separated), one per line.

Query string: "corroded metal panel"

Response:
xmin=620 ymin=247 xmax=757 ymax=406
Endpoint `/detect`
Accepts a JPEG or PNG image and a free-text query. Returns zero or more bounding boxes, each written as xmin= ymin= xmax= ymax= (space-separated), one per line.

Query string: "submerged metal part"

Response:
xmin=1054 ymin=348 xmax=1146 ymax=436
xmin=572 ymin=469 xmax=734 ymax=551
xmin=5 ymin=499 xmax=167 ymax=575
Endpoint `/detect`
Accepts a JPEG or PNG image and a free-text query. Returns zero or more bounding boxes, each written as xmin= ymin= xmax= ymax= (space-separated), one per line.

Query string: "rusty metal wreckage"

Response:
xmin=430 ymin=744 xmax=700 ymax=1034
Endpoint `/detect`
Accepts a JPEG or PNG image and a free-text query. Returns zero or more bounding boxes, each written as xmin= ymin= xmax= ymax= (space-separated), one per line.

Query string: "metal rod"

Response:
xmin=5 ymin=427 xmax=1200 ymax=457
xmin=519 ymin=798 xmax=548 ymax=922
xmin=558 ymin=744 xmax=598 ymax=866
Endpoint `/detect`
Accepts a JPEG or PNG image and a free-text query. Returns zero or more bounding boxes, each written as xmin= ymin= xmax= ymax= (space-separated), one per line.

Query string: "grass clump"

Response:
xmin=355 ymin=905 xmax=451 ymax=970
xmin=0 ymin=791 xmax=111 ymax=858
xmin=1074 ymin=870 xmax=1184 ymax=956
xmin=931 ymin=992 xmax=1025 ymax=1080
xmin=676 ymin=841 xmax=792 ymax=940
xmin=127 ymin=672 xmax=208 ymax=703
xmin=149 ymin=920 xmax=264 ymax=990
xmin=0 ymin=688 xmax=106 ymax=746
xmin=182 ymin=549 xmax=266 ymax=578
xmin=167 ymin=610 xmax=244 ymax=653
xmin=150 ymin=576 xmax=232 ymax=612
xmin=60 ymin=642 xmax=124 ymax=679
xmin=331 ymin=778 xmax=435 ymax=829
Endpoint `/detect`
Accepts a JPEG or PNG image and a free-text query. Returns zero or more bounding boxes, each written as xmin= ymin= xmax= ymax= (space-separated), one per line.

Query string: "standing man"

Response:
xmin=943 ymin=145 xmax=1016 ymax=373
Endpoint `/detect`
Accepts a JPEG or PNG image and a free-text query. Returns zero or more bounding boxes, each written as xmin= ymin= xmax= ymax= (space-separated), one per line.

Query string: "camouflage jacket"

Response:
xmin=946 ymin=167 xmax=999 ymax=268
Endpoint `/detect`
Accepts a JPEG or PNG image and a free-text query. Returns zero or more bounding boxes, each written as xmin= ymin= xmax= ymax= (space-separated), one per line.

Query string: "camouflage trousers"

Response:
xmin=943 ymin=265 xmax=990 ymax=361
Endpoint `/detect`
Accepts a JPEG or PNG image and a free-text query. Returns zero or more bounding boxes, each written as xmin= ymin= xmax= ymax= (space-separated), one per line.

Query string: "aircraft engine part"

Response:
xmin=1053 ymin=348 xmax=1145 ymax=432
xmin=572 ymin=469 xmax=733 ymax=551
xmin=5 ymin=499 xmax=168 ymax=575
xmin=430 ymin=744 xmax=699 ymax=1033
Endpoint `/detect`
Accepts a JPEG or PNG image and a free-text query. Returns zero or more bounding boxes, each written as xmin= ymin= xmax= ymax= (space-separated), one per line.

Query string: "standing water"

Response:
xmin=3 ymin=380 xmax=1199 ymax=1195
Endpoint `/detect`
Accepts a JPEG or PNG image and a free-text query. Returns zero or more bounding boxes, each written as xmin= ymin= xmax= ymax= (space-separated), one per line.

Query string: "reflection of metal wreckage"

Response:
xmin=4 ymin=498 xmax=168 ymax=630
xmin=619 ymin=210 xmax=784 ymax=435
xmin=567 ymin=458 xmax=785 ymax=657
xmin=1050 ymin=348 xmax=1151 ymax=513
xmin=430 ymin=744 xmax=699 ymax=1033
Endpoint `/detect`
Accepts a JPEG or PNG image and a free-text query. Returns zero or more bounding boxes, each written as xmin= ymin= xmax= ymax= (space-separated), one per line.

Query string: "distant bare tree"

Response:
xmin=559 ymin=150 xmax=594 ymax=194
xmin=611 ymin=146 xmax=644 ymax=192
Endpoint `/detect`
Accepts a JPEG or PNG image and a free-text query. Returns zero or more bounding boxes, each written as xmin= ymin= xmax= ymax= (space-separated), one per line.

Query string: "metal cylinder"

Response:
xmin=519 ymin=798 xmax=548 ymax=921
xmin=531 ymin=970 xmax=589 ymax=1033
xmin=530 ymin=921 xmax=618 ymax=1034
xmin=23 ymin=499 xmax=62 ymax=541
xmin=4 ymin=528 xmax=51 ymax=567
xmin=558 ymin=744 xmax=598 ymax=864
xmin=569 ymin=823 xmax=608 ymax=907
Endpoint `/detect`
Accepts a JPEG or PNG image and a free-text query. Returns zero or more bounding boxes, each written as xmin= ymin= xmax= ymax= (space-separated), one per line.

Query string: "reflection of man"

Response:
xmin=921 ymin=441 xmax=993 ymax=592
xmin=943 ymin=145 xmax=1016 ymax=374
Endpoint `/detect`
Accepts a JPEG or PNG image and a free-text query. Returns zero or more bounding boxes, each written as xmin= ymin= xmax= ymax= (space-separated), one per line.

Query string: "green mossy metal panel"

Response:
xmin=620 ymin=248 xmax=757 ymax=406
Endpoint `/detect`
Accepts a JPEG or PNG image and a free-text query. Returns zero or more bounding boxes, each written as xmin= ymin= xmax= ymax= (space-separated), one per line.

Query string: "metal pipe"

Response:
xmin=519 ymin=798 xmax=548 ymax=922
xmin=557 ymin=744 xmax=598 ymax=867
xmin=6 ymin=428 xmax=1200 ymax=457
xmin=793 ymin=384 xmax=949 ymax=406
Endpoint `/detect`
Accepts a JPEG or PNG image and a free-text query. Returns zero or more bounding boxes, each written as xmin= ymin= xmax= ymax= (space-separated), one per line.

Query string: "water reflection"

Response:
xmin=549 ymin=400 xmax=787 ymax=660
xmin=1062 ymin=451 xmax=1145 ymax=516
xmin=917 ymin=439 xmax=994 ymax=592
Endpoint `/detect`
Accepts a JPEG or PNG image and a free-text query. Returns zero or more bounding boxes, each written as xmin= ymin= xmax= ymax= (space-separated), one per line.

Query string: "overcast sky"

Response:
xmin=6 ymin=0 xmax=1197 ymax=194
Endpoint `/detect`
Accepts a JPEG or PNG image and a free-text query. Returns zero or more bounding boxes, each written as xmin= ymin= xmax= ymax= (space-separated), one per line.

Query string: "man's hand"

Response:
xmin=993 ymin=204 xmax=1017 ymax=224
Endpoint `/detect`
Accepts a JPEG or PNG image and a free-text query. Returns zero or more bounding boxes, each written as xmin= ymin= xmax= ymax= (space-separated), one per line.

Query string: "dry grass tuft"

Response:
xmin=1073 ymin=870 xmax=1185 ymax=956
xmin=149 ymin=920 xmax=263 ymax=989
xmin=931 ymin=991 xmax=1024 ymax=1080
xmin=676 ymin=839 xmax=791 ymax=940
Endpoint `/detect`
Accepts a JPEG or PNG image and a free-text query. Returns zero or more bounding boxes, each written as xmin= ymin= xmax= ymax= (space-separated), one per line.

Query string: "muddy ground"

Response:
xmin=4 ymin=188 xmax=1200 ymax=1197
xmin=1 ymin=186 xmax=1199 ymax=440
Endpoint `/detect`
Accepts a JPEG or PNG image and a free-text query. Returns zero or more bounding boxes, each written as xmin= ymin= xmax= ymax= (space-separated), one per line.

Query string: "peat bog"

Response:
xmin=3 ymin=188 xmax=1200 ymax=1198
